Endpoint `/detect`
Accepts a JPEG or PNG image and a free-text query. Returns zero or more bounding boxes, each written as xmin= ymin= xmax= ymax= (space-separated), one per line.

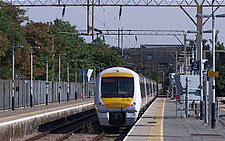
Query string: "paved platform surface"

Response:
xmin=0 ymin=98 xmax=94 ymax=124
xmin=0 ymin=98 xmax=94 ymax=140
xmin=124 ymin=98 xmax=225 ymax=141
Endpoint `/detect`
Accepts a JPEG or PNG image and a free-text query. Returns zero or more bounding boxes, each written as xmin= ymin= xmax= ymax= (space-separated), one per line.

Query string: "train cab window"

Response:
xmin=101 ymin=78 xmax=117 ymax=96
xmin=101 ymin=77 xmax=134 ymax=98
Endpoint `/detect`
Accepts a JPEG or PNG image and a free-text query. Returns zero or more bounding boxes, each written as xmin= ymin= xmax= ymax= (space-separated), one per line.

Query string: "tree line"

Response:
xmin=0 ymin=2 xmax=124 ymax=82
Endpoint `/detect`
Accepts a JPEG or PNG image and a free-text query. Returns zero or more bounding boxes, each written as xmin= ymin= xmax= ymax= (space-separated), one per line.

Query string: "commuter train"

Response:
xmin=95 ymin=67 xmax=158 ymax=126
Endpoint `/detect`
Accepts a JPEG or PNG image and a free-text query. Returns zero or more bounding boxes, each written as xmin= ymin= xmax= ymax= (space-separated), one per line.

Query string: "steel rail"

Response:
xmin=92 ymin=131 xmax=105 ymax=141
xmin=24 ymin=110 xmax=97 ymax=141
xmin=56 ymin=119 xmax=98 ymax=141
xmin=218 ymin=115 xmax=225 ymax=128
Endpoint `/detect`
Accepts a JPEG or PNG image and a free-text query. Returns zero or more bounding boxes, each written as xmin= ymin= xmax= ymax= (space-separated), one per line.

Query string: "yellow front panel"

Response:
xmin=102 ymin=98 xmax=133 ymax=109
xmin=101 ymin=72 xmax=133 ymax=78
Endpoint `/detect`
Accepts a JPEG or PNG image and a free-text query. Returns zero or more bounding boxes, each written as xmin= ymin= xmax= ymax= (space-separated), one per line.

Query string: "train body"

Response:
xmin=95 ymin=67 xmax=158 ymax=126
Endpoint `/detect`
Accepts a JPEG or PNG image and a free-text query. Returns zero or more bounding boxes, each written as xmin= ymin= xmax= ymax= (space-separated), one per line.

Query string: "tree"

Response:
xmin=0 ymin=4 xmax=124 ymax=81
xmin=0 ymin=2 xmax=28 ymax=79
xmin=216 ymin=65 xmax=225 ymax=97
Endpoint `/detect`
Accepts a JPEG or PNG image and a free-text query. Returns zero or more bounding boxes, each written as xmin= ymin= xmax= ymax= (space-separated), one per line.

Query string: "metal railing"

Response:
xmin=176 ymin=99 xmax=201 ymax=118
xmin=175 ymin=98 xmax=220 ymax=119
xmin=0 ymin=80 xmax=96 ymax=110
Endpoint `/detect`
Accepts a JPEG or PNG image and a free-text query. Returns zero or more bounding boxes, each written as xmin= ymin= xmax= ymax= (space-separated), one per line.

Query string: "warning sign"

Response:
xmin=208 ymin=71 xmax=219 ymax=77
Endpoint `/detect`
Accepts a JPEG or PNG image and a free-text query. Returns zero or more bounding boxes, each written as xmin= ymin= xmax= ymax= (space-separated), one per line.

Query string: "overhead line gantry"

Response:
xmin=3 ymin=0 xmax=225 ymax=7
xmin=3 ymin=0 xmax=225 ymax=60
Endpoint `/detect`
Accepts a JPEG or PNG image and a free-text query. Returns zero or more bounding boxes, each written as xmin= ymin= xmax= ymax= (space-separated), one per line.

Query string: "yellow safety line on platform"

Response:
xmin=0 ymin=101 xmax=93 ymax=122
xmin=148 ymin=98 xmax=166 ymax=141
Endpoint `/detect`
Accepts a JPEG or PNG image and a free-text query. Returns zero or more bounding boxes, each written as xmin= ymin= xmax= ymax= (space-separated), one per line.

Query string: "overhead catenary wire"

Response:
xmin=81 ymin=5 xmax=138 ymax=48
xmin=82 ymin=6 xmax=112 ymax=33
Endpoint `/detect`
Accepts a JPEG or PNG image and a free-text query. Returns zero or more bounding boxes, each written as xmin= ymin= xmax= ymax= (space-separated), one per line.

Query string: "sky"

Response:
xmin=23 ymin=6 xmax=225 ymax=48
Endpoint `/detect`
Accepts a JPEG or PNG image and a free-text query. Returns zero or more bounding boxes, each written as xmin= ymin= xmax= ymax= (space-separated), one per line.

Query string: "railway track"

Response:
xmin=92 ymin=131 xmax=105 ymax=141
xmin=22 ymin=97 xmax=157 ymax=141
xmin=219 ymin=114 xmax=225 ymax=128
xmin=88 ymin=98 xmax=157 ymax=141
xmin=23 ymin=109 xmax=97 ymax=141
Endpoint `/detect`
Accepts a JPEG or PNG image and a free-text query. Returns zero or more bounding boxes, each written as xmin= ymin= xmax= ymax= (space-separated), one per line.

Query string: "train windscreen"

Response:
xmin=101 ymin=77 xmax=134 ymax=98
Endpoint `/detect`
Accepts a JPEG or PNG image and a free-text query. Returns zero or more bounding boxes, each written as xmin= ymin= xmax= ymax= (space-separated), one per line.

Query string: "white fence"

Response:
xmin=0 ymin=80 xmax=96 ymax=110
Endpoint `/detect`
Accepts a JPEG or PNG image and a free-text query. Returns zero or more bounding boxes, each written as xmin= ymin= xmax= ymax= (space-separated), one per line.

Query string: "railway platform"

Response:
xmin=0 ymin=99 xmax=94 ymax=140
xmin=124 ymin=97 xmax=225 ymax=141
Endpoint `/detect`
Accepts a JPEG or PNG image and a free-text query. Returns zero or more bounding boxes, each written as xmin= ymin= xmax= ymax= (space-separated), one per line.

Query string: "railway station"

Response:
xmin=1 ymin=0 xmax=225 ymax=140
xmin=0 ymin=99 xmax=94 ymax=140
xmin=124 ymin=97 xmax=225 ymax=141
xmin=0 ymin=96 xmax=225 ymax=140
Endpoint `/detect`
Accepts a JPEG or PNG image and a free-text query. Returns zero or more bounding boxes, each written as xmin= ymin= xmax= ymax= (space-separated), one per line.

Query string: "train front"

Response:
xmin=95 ymin=67 xmax=139 ymax=126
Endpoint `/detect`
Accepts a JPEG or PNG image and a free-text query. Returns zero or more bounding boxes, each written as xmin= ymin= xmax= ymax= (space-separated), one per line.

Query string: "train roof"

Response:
xmin=99 ymin=67 xmax=156 ymax=83
xmin=100 ymin=67 xmax=139 ymax=77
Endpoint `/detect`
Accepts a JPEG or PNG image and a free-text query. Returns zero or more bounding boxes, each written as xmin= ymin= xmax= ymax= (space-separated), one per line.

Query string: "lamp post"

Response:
xmin=67 ymin=62 xmax=69 ymax=101
xmin=45 ymin=54 xmax=55 ymax=105
xmin=197 ymin=2 xmax=225 ymax=128
xmin=12 ymin=45 xmax=23 ymax=111
xmin=58 ymin=53 xmax=66 ymax=103
xmin=30 ymin=46 xmax=40 ymax=107
xmin=67 ymin=60 xmax=74 ymax=101
xmin=46 ymin=58 xmax=49 ymax=105
xmin=82 ymin=67 xmax=85 ymax=100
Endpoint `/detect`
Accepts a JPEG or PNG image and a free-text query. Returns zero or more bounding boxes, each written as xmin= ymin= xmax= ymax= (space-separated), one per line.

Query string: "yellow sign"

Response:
xmin=208 ymin=71 xmax=219 ymax=77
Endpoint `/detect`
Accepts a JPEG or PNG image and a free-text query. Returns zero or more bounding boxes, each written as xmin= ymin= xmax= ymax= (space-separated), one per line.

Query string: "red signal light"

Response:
xmin=105 ymin=105 xmax=108 ymax=107
xmin=127 ymin=104 xmax=130 ymax=107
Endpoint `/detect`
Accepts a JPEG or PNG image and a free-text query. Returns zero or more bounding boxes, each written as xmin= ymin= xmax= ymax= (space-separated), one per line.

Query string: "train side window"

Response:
xmin=150 ymin=82 xmax=152 ymax=94
xmin=140 ymin=82 xmax=145 ymax=98
xmin=146 ymin=83 xmax=150 ymax=95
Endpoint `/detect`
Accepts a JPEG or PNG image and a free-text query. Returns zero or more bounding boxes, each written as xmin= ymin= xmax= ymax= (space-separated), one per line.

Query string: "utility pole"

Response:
xmin=184 ymin=33 xmax=187 ymax=74
xmin=58 ymin=54 xmax=61 ymax=103
xmin=185 ymin=77 xmax=189 ymax=117
xmin=51 ymin=36 xmax=55 ymax=101
xmin=203 ymin=70 xmax=208 ymax=124
xmin=30 ymin=47 xmax=40 ymax=107
xmin=58 ymin=53 xmax=66 ymax=103
xmin=67 ymin=62 xmax=70 ymax=101
xmin=118 ymin=28 xmax=120 ymax=49
xmin=176 ymin=51 xmax=178 ymax=74
xmin=211 ymin=1 xmax=216 ymax=128
xmin=82 ymin=67 xmax=85 ymax=100
xmin=87 ymin=0 xmax=90 ymax=34
xmin=196 ymin=2 xmax=225 ymax=128
xmin=12 ymin=45 xmax=23 ymax=111
xmin=92 ymin=0 xmax=94 ymax=41
xmin=196 ymin=5 xmax=203 ymax=61
xmin=30 ymin=48 xmax=33 ymax=107
xmin=12 ymin=46 xmax=15 ymax=111
xmin=200 ymin=29 xmax=204 ymax=120
xmin=191 ymin=42 xmax=195 ymax=75
xmin=46 ymin=58 xmax=49 ymax=105
xmin=121 ymin=29 xmax=124 ymax=57
xmin=196 ymin=5 xmax=203 ymax=120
